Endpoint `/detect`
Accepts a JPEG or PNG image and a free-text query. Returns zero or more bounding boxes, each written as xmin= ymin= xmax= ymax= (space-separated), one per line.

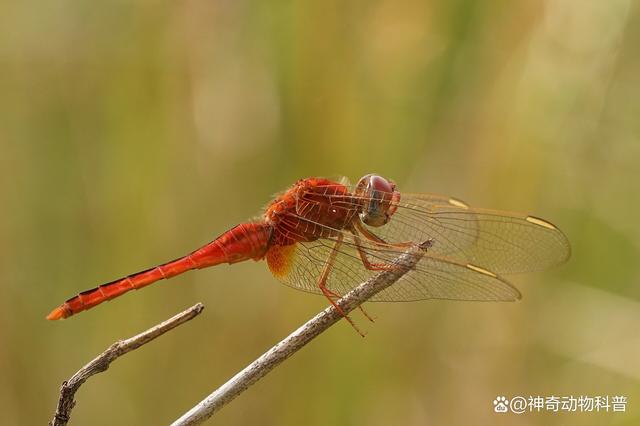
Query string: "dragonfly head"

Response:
xmin=355 ymin=174 xmax=400 ymax=227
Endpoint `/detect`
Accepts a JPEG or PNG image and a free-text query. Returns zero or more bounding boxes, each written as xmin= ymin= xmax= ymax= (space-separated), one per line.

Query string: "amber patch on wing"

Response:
xmin=266 ymin=244 xmax=297 ymax=278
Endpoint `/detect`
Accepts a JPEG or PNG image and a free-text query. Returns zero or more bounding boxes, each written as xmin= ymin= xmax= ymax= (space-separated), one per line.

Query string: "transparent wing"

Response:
xmin=269 ymin=184 xmax=569 ymax=302
xmin=272 ymin=228 xmax=521 ymax=303
xmin=360 ymin=192 xmax=571 ymax=274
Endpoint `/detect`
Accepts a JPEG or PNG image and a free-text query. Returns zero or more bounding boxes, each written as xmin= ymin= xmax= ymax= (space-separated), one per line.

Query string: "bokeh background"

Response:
xmin=1 ymin=1 xmax=639 ymax=425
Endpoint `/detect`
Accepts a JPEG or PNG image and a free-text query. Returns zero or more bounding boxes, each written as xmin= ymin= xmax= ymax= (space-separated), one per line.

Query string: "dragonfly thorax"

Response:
xmin=263 ymin=177 xmax=358 ymax=244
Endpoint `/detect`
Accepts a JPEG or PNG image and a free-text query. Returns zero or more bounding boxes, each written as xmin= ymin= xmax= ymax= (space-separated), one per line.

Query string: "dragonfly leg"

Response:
xmin=350 ymin=228 xmax=396 ymax=272
xmin=351 ymin=224 xmax=433 ymax=272
xmin=322 ymin=287 xmax=375 ymax=322
xmin=355 ymin=220 xmax=413 ymax=249
xmin=322 ymin=285 xmax=376 ymax=323
xmin=318 ymin=234 xmax=367 ymax=336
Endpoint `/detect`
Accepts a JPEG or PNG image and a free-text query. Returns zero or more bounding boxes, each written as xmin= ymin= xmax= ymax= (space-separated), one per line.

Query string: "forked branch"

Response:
xmin=49 ymin=303 xmax=205 ymax=426
xmin=171 ymin=241 xmax=430 ymax=426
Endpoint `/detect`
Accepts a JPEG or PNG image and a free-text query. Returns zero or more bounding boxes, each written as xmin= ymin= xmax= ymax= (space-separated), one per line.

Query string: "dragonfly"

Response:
xmin=47 ymin=174 xmax=571 ymax=334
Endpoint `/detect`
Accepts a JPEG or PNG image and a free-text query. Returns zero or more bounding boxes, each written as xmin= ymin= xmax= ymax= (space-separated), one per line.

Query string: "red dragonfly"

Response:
xmin=47 ymin=174 xmax=570 ymax=331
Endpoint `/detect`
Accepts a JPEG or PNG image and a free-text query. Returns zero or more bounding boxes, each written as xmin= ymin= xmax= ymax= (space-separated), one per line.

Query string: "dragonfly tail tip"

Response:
xmin=46 ymin=306 xmax=68 ymax=321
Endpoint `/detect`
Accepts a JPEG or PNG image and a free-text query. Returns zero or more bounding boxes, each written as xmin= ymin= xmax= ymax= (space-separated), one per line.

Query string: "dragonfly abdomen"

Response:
xmin=46 ymin=222 xmax=273 ymax=320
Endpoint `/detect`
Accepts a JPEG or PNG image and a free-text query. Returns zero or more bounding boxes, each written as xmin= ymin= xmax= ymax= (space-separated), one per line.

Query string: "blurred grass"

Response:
xmin=1 ymin=0 xmax=639 ymax=425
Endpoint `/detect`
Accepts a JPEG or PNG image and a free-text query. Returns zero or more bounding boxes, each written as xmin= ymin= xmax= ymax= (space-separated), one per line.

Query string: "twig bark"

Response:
xmin=171 ymin=241 xmax=430 ymax=426
xmin=49 ymin=303 xmax=205 ymax=426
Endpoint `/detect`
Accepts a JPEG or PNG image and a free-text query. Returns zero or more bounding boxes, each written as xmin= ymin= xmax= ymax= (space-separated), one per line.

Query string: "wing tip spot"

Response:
xmin=525 ymin=216 xmax=557 ymax=230
xmin=448 ymin=197 xmax=469 ymax=209
xmin=465 ymin=263 xmax=498 ymax=278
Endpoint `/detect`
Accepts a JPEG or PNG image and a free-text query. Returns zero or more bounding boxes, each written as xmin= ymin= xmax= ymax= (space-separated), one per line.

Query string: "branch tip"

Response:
xmin=49 ymin=303 xmax=205 ymax=426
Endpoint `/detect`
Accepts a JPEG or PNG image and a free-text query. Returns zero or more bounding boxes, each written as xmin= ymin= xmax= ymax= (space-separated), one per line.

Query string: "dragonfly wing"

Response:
xmin=363 ymin=192 xmax=571 ymax=274
xmin=268 ymin=235 xmax=371 ymax=297
xmin=268 ymin=230 xmax=521 ymax=302
xmin=347 ymin=235 xmax=521 ymax=302
xmin=371 ymin=253 xmax=521 ymax=302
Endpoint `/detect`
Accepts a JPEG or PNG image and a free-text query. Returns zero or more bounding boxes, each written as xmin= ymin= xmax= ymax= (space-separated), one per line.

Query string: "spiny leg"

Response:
xmin=349 ymin=227 xmax=394 ymax=322
xmin=350 ymin=224 xmax=429 ymax=322
xmin=318 ymin=233 xmax=366 ymax=336
xmin=355 ymin=221 xmax=435 ymax=254
xmin=355 ymin=220 xmax=413 ymax=249
xmin=350 ymin=228 xmax=434 ymax=318
xmin=350 ymin=228 xmax=397 ymax=272
xmin=349 ymin=226 xmax=435 ymax=323
xmin=321 ymin=284 xmax=376 ymax=324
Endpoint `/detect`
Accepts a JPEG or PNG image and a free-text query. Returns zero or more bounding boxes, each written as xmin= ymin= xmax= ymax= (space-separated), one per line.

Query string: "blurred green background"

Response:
xmin=1 ymin=1 xmax=639 ymax=425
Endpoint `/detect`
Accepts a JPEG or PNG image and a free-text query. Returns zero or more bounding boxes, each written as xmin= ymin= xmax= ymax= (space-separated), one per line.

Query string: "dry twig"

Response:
xmin=49 ymin=303 xmax=205 ymax=426
xmin=171 ymin=241 xmax=429 ymax=426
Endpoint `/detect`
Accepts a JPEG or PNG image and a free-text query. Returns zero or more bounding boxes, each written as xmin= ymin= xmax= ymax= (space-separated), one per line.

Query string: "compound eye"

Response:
xmin=368 ymin=175 xmax=394 ymax=194
xmin=355 ymin=174 xmax=394 ymax=195
xmin=355 ymin=174 xmax=399 ymax=227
